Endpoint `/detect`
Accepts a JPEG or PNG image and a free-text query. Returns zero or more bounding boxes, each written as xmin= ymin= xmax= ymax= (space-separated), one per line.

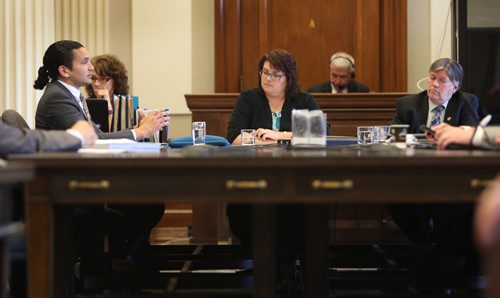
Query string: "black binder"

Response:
xmin=86 ymin=98 xmax=109 ymax=132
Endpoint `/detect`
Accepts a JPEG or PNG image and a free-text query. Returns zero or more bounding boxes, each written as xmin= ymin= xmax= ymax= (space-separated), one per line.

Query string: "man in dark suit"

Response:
xmin=389 ymin=58 xmax=480 ymax=273
xmin=390 ymin=58 xmax=479 ymax=133
xmin=0 ymin=119 xmax=96 ymax=158
xmin=32 ymin=40 xmax=166 ymax=281
xmin=34 ymin=41 xmax=169 ymax=140
xmin=391 ymin=91 xmax=479 ymax=133
xmin=307 ymin=52 xmax=369 ymax=93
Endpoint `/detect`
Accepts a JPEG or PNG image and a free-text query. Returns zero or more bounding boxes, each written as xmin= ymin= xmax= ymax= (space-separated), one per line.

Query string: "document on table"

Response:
xmin=78 ymin=139 xmax=162 ymax=153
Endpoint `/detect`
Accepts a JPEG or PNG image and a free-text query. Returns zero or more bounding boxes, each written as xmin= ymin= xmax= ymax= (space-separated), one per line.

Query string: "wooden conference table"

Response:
xmin=10 ymin=144 xmax=500 ymax=298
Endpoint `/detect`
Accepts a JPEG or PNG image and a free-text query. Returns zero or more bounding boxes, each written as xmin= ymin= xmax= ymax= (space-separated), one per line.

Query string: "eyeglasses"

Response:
xmin=260 ymin=69 xmax=285 ymax=81
xmin=91 ymin=76 xmax=110 ymax=83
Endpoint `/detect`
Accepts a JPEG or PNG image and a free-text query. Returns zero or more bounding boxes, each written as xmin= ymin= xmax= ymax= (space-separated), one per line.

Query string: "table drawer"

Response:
xmin=51 ymin=169 xmax=287 ymax=204
xmin=295 ymin=167 xmax=493 ymax=204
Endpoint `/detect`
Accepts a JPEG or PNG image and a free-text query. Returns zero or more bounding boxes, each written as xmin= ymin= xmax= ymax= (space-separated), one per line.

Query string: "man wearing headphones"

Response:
xmin=307 ymin=52 xmax=369 ymax=93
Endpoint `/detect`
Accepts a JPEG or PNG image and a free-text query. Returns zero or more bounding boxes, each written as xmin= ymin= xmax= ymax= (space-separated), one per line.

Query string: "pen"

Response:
xmin=479 ymin=114 xmax=492 ymax=127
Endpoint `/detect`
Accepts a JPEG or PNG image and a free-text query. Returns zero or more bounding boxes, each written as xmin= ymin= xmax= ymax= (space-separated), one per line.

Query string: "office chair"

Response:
xmin=1 ymin=109 xmax=30 ymax=129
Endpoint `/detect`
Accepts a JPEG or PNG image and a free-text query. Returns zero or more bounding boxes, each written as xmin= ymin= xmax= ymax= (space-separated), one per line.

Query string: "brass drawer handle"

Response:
xmin=312 ymin=179 xmax=353 ymax=190
xmin=470 ymin=179 xmax=491 ymax=189
xmin=68 ymin=180 xmax=110 ymax=190
xmin=226 ymin=179 xmax=268 ymax=190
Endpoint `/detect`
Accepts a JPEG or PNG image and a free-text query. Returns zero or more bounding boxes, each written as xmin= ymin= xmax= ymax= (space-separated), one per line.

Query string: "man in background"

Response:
xmin=307 ymin=51 xmax=369 ymax=93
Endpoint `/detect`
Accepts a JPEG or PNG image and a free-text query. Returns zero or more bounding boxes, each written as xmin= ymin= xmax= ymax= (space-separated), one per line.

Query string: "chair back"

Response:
xmin=1 ymin=109 xmax=30 ymax=129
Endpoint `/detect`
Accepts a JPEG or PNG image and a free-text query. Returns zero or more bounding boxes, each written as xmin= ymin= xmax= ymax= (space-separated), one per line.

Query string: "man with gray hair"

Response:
xmin=307 ymin=51 xmax=369 ymax=93
xmin=390 ymin=57 xmax=479 ymax=133
xmin=388 ymin=59 xmax=481 ymax=276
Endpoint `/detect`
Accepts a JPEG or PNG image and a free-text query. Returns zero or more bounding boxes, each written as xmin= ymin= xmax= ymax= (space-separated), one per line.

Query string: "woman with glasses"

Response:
xmin=226 ymin=49 xmax=321 ymax=294
xmin=85 ymin=54 xmax=130 ymax=127
xmin=227 ymin=49 xmax=320 ymax=145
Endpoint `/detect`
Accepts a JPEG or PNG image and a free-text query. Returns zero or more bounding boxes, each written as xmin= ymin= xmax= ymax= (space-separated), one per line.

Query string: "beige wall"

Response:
xmin=101 ymin=0 xmax=214 ymax=139
xmin=128 ymin=0 xmax=213 ymax=139
xmin=106 ymin=0 xmax=132 ymax=85
xmin=407 ymin=0 xmax=454 ymax=93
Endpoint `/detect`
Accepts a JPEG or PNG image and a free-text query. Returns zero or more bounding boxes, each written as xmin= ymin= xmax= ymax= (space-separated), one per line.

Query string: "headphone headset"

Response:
xmin=330 ymin=52 xmax=356 ymax=78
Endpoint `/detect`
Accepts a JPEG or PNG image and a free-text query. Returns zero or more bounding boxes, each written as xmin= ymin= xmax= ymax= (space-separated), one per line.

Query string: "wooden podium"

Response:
xmin=185 ymin=92 xmax=407 ymax=243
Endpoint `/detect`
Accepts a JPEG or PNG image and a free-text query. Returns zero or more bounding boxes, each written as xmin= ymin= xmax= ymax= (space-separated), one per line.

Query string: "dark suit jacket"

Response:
xmin=227 ymin=88 xmax=320 ymax=143
xmin=0 ymin=121 xmax=81 ymax=158
xmin=307 ymin=80 xmax=369 ymax=93
xmin=390 ymin=90 xmax=480 ymax=133
xmin=36 ymin=81 xmax=134 ymax=140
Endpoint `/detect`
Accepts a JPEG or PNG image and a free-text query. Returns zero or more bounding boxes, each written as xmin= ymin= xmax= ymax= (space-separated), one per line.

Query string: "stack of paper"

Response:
xmin=78 ymin=139 xmax=161 ymax=153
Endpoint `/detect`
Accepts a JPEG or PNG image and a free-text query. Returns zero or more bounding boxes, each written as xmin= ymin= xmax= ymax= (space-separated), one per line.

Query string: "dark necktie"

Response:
xmin=430 ymin=105 xmax=444 ymax=127
xmin=80 ymin=95 xmax=92 ymax=123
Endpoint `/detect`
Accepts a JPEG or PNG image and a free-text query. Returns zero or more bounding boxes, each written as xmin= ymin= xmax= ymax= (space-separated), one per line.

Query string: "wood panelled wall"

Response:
xmin=215 ymin=0 xmax=407 ymax=93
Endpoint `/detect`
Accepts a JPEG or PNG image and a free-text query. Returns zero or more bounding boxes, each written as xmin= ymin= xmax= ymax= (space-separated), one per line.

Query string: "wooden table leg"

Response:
xmin=53 ymin=206 xmax=75 ymax=297
xmin=0 ymin=189 xmax=10 ymax=298
xmin=253 ymin=204 xmax=276 ymax=298
xmin=25 ymin=196 xmax=52 ymax=298
xmin=303 ymin=204 xmax=329 ymax=298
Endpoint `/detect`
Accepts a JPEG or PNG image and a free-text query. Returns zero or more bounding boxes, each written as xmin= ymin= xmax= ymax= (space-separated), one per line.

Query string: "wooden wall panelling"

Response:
xmin=215 ymin=0 xmax=407 ymax=93
xmin=265 ymin=0 xmax=357 ymax=91
xmin=257 ymin=0 xmax=269 ymax=55
xmin=354 ymin=0 xmax=381 ymax=91
xmin=381 ymin=0 xmax=408 ymax=91
xmin=215 ymin=0 xmax=242 ymax=92
xmin=241 ymin=1 xmax=261 ymax=91
xmin=186 ymin=93 xmax=406 ymax=140
xmin=187 ymin=93 xmax=235 ymax=137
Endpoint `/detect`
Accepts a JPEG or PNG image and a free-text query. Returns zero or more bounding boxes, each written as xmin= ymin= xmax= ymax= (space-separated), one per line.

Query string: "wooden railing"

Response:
xmin=186 ymin=92 xmax=407 ymax=139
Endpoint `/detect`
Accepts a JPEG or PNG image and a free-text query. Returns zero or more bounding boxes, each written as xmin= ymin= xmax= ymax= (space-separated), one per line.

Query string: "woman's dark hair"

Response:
xmin=33 ymin=40 xmax=84 ymax=90
xmin=257 ymin=49 xmax=300 ymax=99
xmin=86 ymin=54 xmax=129 ymax=97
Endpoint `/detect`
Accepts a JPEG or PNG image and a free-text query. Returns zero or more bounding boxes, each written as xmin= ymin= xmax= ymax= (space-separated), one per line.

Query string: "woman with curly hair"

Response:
xmin=85 ymin=54 xmax=130 ymax=124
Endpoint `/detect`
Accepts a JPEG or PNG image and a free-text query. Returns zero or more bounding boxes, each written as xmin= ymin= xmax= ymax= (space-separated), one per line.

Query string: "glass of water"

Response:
xmin=192 ymin=121 xmax=206 ymax=145
xmin=373 ymin=125 xmax=390 ymax=143
xmin=240 ymin=129 xmax=256 ymax=145
xmin=357 ymin=126 xmax=374 ymax=145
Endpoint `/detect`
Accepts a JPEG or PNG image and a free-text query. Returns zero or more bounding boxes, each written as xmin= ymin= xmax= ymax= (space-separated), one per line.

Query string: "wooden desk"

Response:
xmin=0 ymin=162 xmax=34 ymax=298
xmin=11 ymin=146 xmax=500 ymax=298
xmin=186 ymin=92 xmax=406 ymax=243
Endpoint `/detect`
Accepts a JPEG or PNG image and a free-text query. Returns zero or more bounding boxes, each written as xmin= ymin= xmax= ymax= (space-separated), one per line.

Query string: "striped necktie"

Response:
xmin=430 ymin=105 xmax=444 ymax=127
xmin=80 ymin=95 xmax=92 ymax=123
